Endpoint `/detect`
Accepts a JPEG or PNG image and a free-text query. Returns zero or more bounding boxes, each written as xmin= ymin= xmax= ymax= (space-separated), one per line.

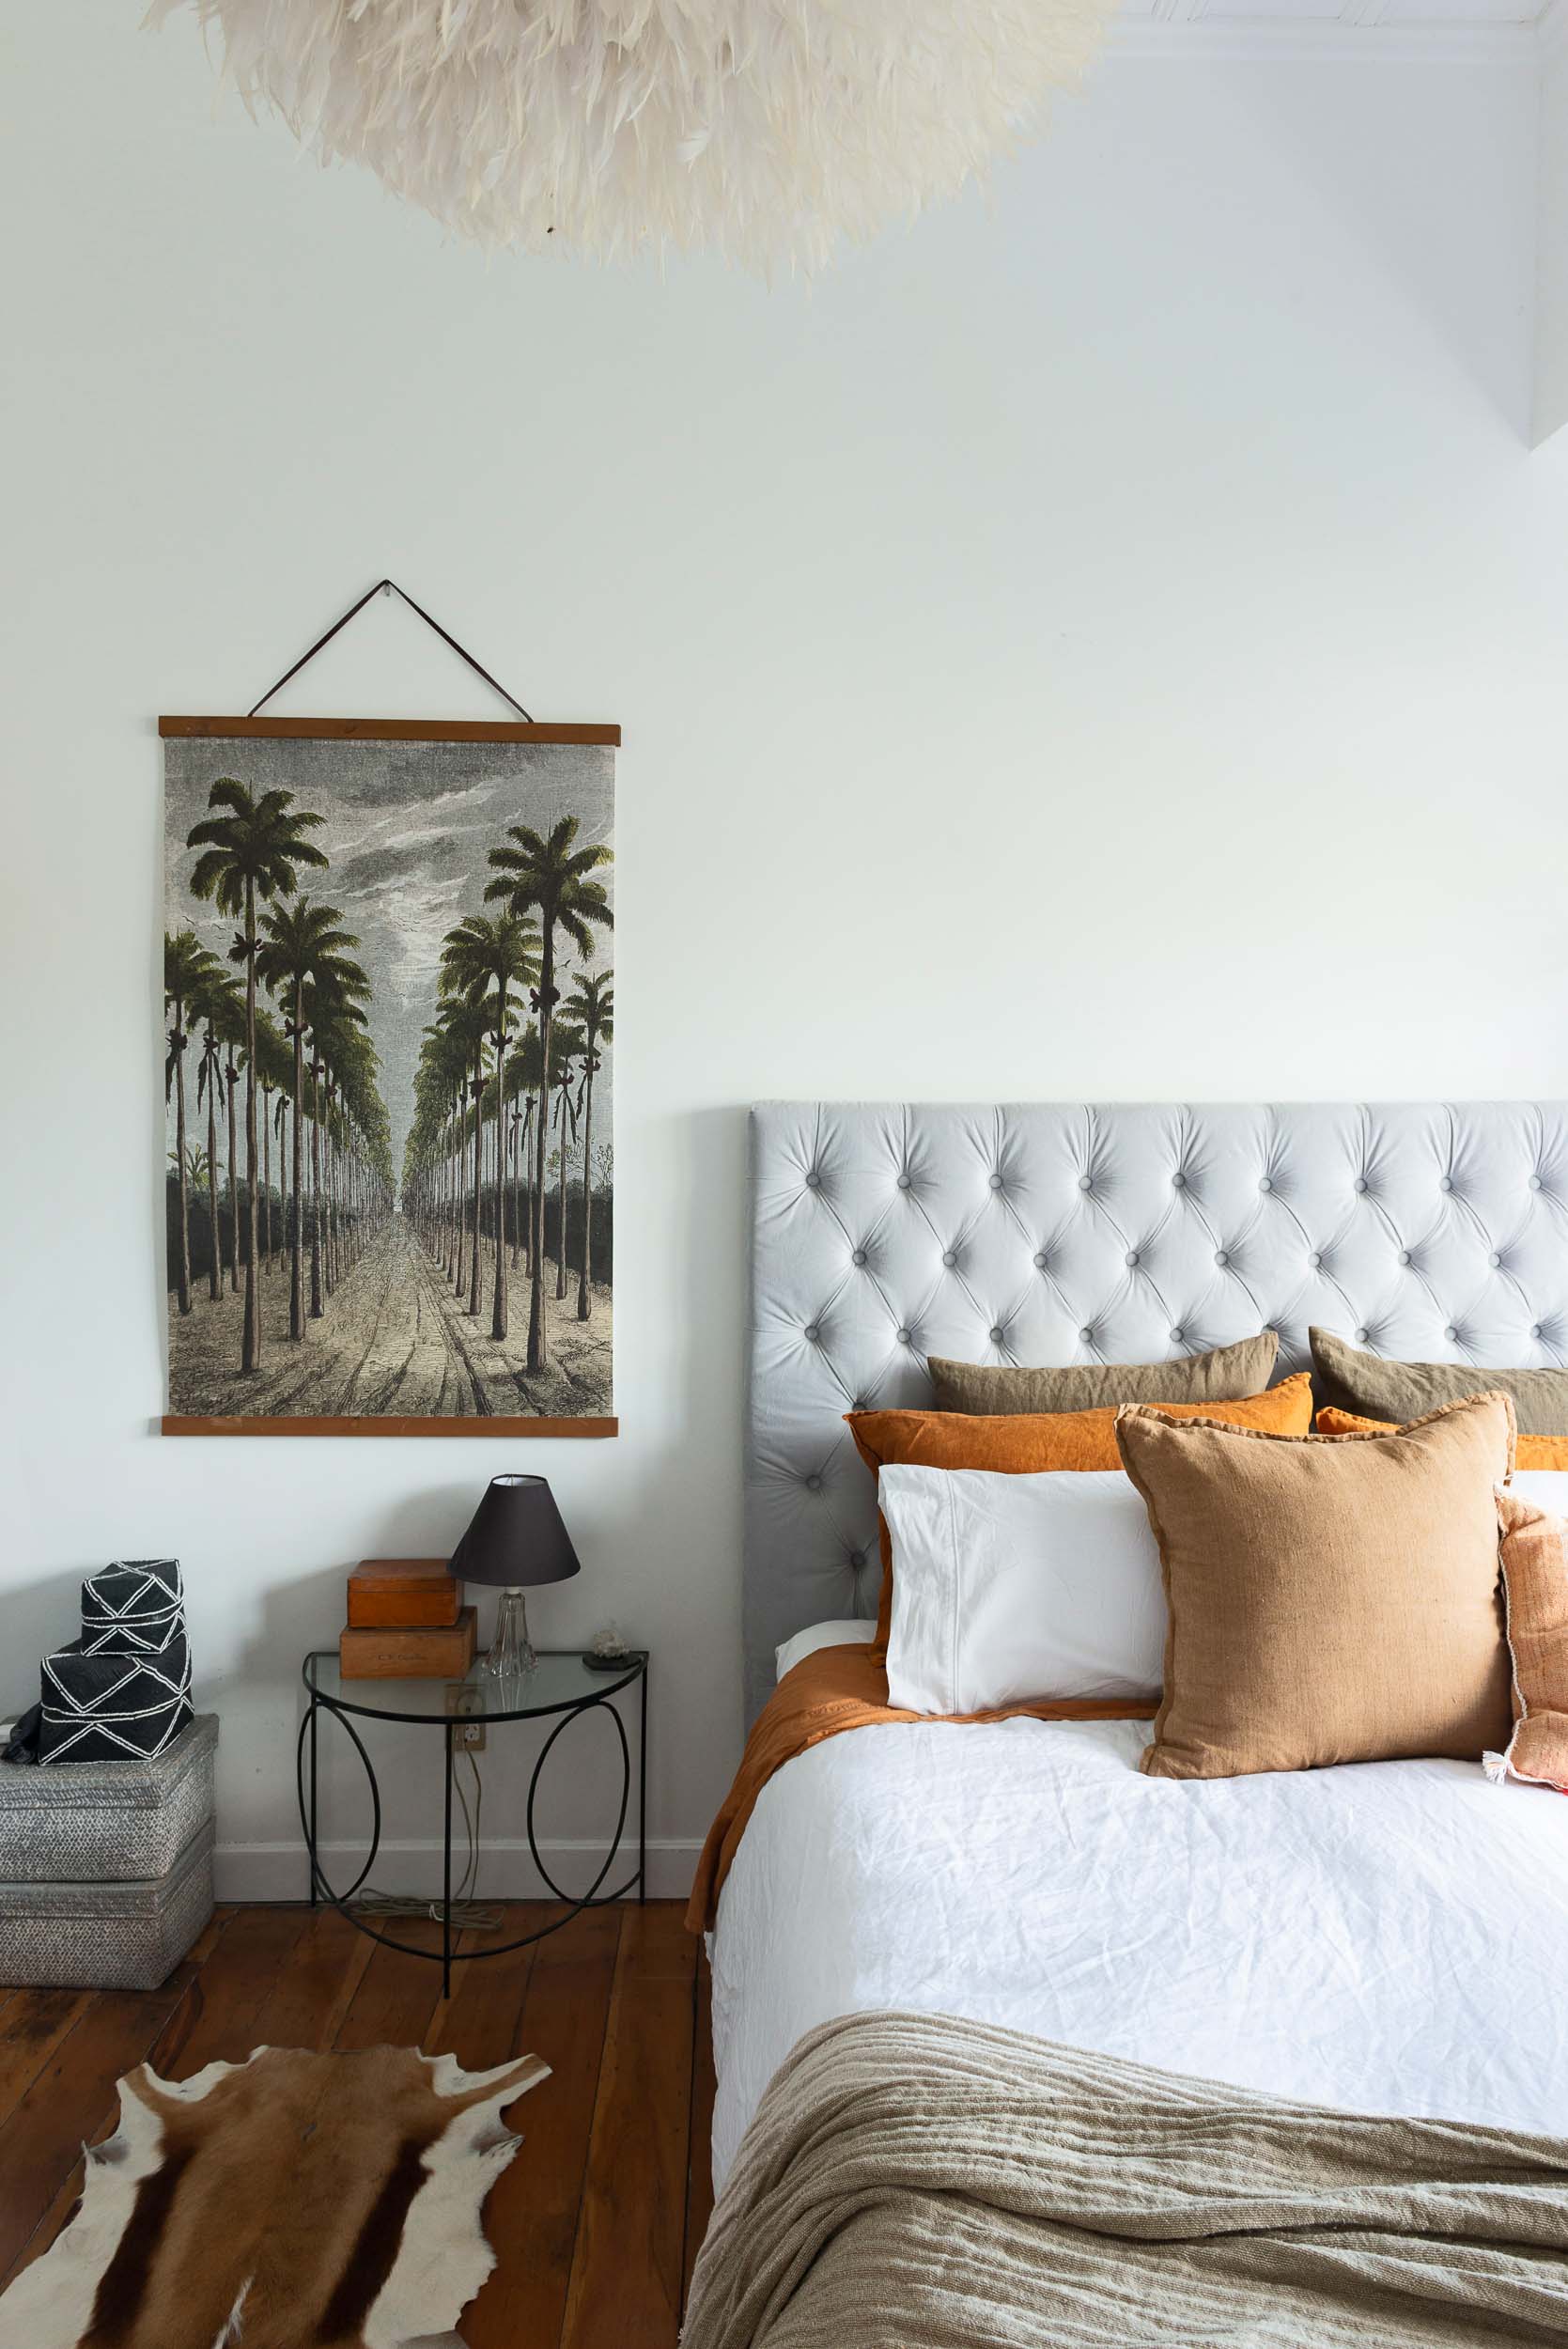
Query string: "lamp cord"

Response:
xmin=350 ymin=1747 xmax=505 ymax=1935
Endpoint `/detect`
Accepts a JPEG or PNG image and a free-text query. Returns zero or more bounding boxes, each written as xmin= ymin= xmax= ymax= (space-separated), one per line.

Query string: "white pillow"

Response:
xmin=1509 ymin=1470 xmax=1568 ymax=1514
xmin=880 ymin=1465 xmax=1165 ymax=1716
xmin=775 ymin=1618 xmax=877 ymax=1683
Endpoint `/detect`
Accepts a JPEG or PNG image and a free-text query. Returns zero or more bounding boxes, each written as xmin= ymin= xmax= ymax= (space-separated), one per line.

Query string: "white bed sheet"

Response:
xmin=709 ymin=1714 xmax=1568 ymax=2187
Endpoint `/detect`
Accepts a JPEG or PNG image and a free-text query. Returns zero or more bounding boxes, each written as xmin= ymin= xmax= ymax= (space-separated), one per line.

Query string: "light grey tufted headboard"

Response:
xmin=744 ymin=1101 xmax=1568 ymax=1721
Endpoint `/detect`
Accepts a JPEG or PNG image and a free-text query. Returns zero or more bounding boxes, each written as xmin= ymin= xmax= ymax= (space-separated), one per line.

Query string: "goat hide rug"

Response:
xmin=0 ymin=2041 xmax=549 ymax=2349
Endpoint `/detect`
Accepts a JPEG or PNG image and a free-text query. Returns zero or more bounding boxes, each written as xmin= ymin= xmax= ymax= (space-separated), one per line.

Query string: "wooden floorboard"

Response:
xmin=156 ymin=1905 xmax=308 ymax=2073
xmin=684 ymin=1946 xmax=718 ymax=2312
xmin=333 ymin=1911 xmax=449 ymax=2050
xmin=425 ymin=1905 xmax=539 ymax=2075
xmin=0 ymin=1989 xmax=92 ymax=2132
xmin=561 ymin=1905 xmax=699 ymax=2349
xmin=0 ymin=1964 xmax=200 ymax=2287
xmin=462 ymin=1903 xmax=622 ymax=2349
xmin=0 ymin=1901 xmax=715 ymax=2344
xmin=250 ymin=1906 xmax=375 ymax=2053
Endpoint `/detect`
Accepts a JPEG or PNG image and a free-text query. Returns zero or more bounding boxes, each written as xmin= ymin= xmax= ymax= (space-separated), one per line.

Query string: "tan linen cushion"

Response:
xmin=1310 ymin=1326 xmax=1568 ymax=1438
xmin=1115 ymin=1392 xmax=1515 ymax=1781
xmin=928 ymin=1332 xmax=1278 ymax=1417
xmin=1493 ymin=1488 xmax=1568 ymax=1792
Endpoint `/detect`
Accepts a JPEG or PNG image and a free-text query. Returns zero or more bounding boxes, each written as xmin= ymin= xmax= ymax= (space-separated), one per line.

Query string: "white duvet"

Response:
xmin=709 ymin=1713 xmax=1568 ymax=2188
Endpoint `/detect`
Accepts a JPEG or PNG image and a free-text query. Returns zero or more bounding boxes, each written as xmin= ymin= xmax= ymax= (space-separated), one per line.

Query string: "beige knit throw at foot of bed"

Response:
xmin=683 ymin=2010 xmax=1568 ymax=2348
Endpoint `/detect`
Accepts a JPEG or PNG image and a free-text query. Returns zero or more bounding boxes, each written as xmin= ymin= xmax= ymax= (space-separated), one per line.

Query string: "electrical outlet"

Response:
xmin=446 ymin=1682 xmax=486 ymax=1751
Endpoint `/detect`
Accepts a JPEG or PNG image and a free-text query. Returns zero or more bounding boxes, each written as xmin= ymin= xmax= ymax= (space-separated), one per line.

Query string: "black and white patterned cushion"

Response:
xmin=39 ymin=1635 xmax=193 ymax=1765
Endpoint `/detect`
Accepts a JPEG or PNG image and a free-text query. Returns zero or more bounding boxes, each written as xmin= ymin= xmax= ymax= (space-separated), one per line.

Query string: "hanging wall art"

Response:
xmin=162 ymin=714 xmax=616 ymax=1436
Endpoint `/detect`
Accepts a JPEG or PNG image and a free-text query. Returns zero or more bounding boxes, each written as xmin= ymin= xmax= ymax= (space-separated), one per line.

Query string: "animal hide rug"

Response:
xmin=0 ymin=2041 xmax=549 ymax=2349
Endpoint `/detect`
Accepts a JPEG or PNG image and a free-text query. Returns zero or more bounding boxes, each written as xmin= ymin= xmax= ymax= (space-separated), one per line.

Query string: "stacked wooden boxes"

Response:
xmin=339 ymin=1559 xmax=474 ymax=1678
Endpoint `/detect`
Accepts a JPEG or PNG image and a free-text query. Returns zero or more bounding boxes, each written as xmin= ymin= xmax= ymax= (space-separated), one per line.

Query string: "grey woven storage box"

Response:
xmin=0 ymin=1818 xmax=215 ymax=1990
xmin=0 ymin=1712 xmax=217 ymax=1882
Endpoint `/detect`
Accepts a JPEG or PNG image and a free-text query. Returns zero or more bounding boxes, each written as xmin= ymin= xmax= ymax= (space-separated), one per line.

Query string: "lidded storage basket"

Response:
xmin=0 ymin=1711 xmax=217 ymax=1882
xmin=0 ymin=1557 xmax=215 ymax=1987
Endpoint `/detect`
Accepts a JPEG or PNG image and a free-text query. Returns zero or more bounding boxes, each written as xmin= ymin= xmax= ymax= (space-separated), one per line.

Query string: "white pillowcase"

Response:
xmin=880 ymin=1466 xmax=1165 ymax=1716
xmin=775 ymin=1618 xmax=877 ymax=1683
xmin=1509 ymin=1469 xmax=1568 ymax=1514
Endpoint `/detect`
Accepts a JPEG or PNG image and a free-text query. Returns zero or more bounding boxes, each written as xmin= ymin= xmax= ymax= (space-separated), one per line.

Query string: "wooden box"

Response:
xmin=348 ymin=1558 xmax=462 ymax=1629
xmin=339 ymin=1608 xmax=476 ymax=1681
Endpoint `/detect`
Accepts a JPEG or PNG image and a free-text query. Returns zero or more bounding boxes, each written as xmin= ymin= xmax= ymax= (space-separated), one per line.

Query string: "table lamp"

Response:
xmin=449 ymin=1474 xmax=581 ymax=1683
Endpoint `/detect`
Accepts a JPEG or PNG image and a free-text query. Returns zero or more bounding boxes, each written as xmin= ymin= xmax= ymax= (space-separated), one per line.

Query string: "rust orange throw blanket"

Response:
xmin=686 ymin=1644 xmax=1156 ymax=1933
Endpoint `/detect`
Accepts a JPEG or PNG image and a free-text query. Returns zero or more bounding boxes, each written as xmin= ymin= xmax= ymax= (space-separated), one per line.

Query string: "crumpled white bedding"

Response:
xmin=708 ymin=1713 xmax=1568 ymax=2188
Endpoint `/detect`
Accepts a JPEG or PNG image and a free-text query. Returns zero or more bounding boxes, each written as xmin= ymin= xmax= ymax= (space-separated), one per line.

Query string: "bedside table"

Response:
xmin=298 ymin=1647 xmax=647 ymax=1994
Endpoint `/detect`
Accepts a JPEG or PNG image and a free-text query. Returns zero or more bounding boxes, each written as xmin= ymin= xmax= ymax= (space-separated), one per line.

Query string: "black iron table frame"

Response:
xmin=299 ymin=1649 xmax=647 ymax=1995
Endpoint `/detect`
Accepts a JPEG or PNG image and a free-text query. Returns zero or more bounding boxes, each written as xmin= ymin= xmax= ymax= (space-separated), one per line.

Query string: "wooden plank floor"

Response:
xmin=0 ymin=1902 xmax=717 ymax=2347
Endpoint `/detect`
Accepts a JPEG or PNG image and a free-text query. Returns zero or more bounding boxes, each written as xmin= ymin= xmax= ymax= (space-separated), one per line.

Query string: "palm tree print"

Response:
xmin=439 ymin=911 xmax=540 ymax=1340
xmin=506 ymin=1021 xmax=547 ymax=1278
xmin=485 ymin=817 xmax=613 ymax=1373
xmin=301 ymin=967 xmax=371 ymax=1316
xmin=272 ymin=1072 xmax=291 ymax=1273
xmin=428 ymin=990 xmax=491 ymax=1315
xmin=163 ymin=929 xmax=219 ymax=1318
xmin=164 ymin=732 xmax=613 ymax=1423
xmin=223 ymin=1031 xmax=241 ymax=1296
xmin=186 ymin=780 xmax=328 ymax=1372
xmin=548 ymin=1022 xmax=586 ymax=1299
xmin=256 ymin=898 xmax=362 ymax=1343
xmin=190 ymin=965 xmax=241 ymax=1303
xmin=563 ymin=970 xmax=613 ymax=1320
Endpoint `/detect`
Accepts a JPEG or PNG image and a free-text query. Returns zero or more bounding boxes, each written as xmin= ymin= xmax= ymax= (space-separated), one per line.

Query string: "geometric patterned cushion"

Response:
xmin=38 ymin=1635 xmax=193 ymax=1765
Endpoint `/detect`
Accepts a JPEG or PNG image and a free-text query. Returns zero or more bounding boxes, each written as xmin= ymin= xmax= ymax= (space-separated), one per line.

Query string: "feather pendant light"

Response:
xmin=147 ymin=0 xmax=1115 ymax=277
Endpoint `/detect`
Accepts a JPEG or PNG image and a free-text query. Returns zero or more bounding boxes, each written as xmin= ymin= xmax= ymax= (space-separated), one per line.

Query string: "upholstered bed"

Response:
xmin=744 ymin=1099 xmax=1568 ymax=1723
xmin=704 ymin=1103 xmax=1568 ymax=2248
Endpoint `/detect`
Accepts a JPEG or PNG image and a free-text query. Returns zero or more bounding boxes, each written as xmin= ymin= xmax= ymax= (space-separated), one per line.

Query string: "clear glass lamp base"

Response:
xmin=481 ymin=1588 xmax=536 ymax=1691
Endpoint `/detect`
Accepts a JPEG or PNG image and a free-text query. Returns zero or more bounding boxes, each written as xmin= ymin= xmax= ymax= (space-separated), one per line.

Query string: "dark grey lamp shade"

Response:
xmin=448 ymin=1474 xmax=582 ymax=1590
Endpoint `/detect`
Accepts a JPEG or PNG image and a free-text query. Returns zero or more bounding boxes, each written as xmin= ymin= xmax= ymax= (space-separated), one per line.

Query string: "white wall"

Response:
xmin=1535 ymin=33 xmax=1568 ymax=443
xmin=5 ymin=7 xmax=1568 ymax=1898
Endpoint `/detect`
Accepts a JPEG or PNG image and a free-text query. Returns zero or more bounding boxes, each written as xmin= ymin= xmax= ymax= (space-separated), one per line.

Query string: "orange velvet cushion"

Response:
xmin=847 ymin=1373 xmax=1316 ymax=1657
xmin=1316 ymin=1405 xmax=1568 ymax=1470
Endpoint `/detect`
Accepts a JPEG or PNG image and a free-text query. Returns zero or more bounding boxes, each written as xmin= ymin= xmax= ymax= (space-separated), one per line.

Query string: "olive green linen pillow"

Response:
xmin=1115 ymin=1391 xmax=1515 ymax=1781
xmin=1310 ymin=1326 xmax=1568 ymax=1438
xmin=929 ymin=1331 xmax=1278 ymax=1417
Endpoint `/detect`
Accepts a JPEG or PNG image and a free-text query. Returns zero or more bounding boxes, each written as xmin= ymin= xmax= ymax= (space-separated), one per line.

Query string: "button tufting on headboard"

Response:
xmin=743 ymin=1101 xmax=1568 ymax=1723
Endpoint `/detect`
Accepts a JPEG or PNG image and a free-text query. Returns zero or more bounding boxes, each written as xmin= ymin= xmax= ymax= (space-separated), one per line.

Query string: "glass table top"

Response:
xmin=305 ymin=1647 xmax=644 ymax=1722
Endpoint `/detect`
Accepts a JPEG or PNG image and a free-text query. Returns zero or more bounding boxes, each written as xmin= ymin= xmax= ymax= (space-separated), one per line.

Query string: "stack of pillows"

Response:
xmin=845 ymin=1330 xmax=1568 ymax=1794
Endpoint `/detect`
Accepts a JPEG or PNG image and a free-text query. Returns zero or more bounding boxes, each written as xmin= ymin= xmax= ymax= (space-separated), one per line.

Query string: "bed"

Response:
xmin=711 ymin=1709 xmax=1568 ymax=2182
xmin=691 ymin=1102 xmax=1568 ymax=2343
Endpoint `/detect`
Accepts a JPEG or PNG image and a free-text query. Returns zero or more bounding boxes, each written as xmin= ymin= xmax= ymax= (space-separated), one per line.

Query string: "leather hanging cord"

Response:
xmin=247 ymin=579 xmax=534 ymax=720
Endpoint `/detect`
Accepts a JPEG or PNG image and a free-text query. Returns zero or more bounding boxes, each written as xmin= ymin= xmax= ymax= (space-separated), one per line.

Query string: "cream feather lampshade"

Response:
xmin=147 ymin=1 xmax=1114 ymax=276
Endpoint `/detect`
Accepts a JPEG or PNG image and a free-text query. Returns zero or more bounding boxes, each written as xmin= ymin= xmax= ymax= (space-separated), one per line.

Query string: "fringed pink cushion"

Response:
xmin=1490 ymin=1489 xmax=1568 ymax=1793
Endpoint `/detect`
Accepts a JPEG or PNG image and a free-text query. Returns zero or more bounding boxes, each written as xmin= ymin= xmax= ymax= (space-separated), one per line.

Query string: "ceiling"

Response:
xmin=1115 ymin=0 xmax=1551 ymax=54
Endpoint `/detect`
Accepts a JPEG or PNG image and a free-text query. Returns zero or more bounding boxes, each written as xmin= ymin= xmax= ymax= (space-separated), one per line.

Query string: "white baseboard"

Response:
xmin=215 ymin=1836 xmax=701 ymax=1905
